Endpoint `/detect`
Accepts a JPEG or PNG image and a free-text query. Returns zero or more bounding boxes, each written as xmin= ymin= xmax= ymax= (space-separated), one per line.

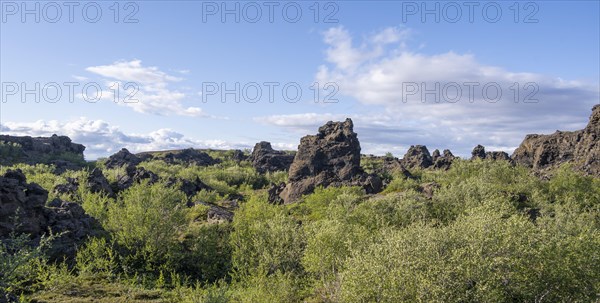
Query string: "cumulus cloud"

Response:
xmin=0 ymin=118 xmax=251 ymax=159
xmin=288 ymin=26 xmax=599 ymax=156
xmin=85 ymin=60 xmax=205 ymax=117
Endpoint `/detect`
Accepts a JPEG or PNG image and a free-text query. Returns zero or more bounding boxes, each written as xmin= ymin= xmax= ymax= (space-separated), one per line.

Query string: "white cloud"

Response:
xmin=307 ymin=26 xmax=600 ymax=156
xmin=72 ymin=75 xmax=89 ymax=81
xmin=0 ymin=118 xmax=251 ymax=159
xmin=85 ymin=60 xmax=205 ymax=117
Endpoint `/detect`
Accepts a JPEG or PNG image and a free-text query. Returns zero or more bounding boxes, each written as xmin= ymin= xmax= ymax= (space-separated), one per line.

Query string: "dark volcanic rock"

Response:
xmin=279 ymin=119 xmax=382 ymax=203
xmin=104 ymin=148 xmax=141 ymax=169
xmin=512 ymin=105 xmax=600 ymax=176
xmin=193 ymin=201 xmax=234 ymax=223
xmin=471 ymin=145 xmax=511 ymax=162
xmin=114 ymin=166 xmax=159 ymax=192
xmin=0 ymin=134 xmax=85 ymax=170
xmin=1 ymin=170 xmax=49 ymax=236
xmin=0 ymin=169 xmax=98 ymax=259
xmin=87 ymin=168 xmax=114 ymax=197
xmin=162 ymin=148 xmax=220 ymax=166
xmin=53 ymin=177 xmax=79 ymax=196
xmin=53 ymin=168 xmax=114 ymax=198
xmin=267 ymin=182 xmax=286 ymax=204
xmin=471 ymin=144 xmax=486 ymax=160
xmin=401 ymin=145 xmax=433 ymax=169
xmin=231 ymin=149 xmax=247 ymax=162
xmin=250 ymin=141 xmax=295 ymax=173
xmin=432 ymin=149 xmax=456 ymax=170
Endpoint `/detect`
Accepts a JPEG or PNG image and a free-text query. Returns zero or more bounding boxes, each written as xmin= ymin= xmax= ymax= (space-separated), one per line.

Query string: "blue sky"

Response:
xmin=1 ymin=1 xmax=599 ymax=159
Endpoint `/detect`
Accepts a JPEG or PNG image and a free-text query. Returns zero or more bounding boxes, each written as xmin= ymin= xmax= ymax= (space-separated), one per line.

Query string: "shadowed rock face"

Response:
xmin=0 ymin=170 xmax=99 ymax=259
xmin=512 ymin=105 xmax=600 ymax=176
xmin=279 ymin=119 xmax=381 ymax=203
xmin=250 ymin=141 xmax=295 ymax=173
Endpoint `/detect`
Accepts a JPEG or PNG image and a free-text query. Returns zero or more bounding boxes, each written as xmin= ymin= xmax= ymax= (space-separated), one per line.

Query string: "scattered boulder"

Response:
xmin=512 ymin=105 xmax=600 ymax=176
xmin=401 ymin=145 xmax=433 ymax=169
xmin=104 ymin=148 xmax=141 ymax=169
xmin=278 ymin=119 xmax=382 ymax=203
xmin=193 ymin=201 xmax=234 ymax=223
xmin=471 ymin=145 xmax=511 ymax=162
xmin=250 ymin=141 xmax=295 ymax=173
xmin=0 ymin=169 xmax=99 ymax=259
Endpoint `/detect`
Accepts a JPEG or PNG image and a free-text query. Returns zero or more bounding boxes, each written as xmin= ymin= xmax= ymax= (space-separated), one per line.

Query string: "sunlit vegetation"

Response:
xmin=1 ymin=158 xmax=599 ymax=302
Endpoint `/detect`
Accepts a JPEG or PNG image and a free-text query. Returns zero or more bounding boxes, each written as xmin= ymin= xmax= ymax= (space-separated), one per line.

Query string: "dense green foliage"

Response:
xmin=1 ymin=158 xmax=599 ymax=302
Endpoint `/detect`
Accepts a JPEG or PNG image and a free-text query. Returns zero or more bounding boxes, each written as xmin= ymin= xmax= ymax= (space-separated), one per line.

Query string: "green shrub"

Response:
xmin=230 ymin=271 xmax=306 ymax=303
xmin=302 ymin=219 xmax=369 ymax=288
xmin=350 ymin=191 xmax=434 ymax=230
xmin=76 ymin=237 xmax=118 ymax=279
xmin=339 ymin=205 xmax=600 ymax=302
xmin=178 ymin=223 xmax=232 ymax=283
xmin=106 ymin=181 xmax=187 ymax=273
xmin=230 ymin=194 xmax=305 ymax=278
xmin=287 ymin=186 xmax=365 ymax=222
xmin=0 ymin=233 xmax=55 ymax=298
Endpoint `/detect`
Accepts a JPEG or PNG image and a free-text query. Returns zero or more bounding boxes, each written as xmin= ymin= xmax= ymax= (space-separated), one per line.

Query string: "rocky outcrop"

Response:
xmin=278 ymin=119 xmax=382 ymax=204
xmin=471 ymin=145 xmax=511 ymax=161
xmin=104 ymin=148 xmax=141 ymax=169
xmin=401 ymin=145 xmax=433 ymax=169
xmin=250 ymin=141 xmax=294 ymax=173
xmin=431 ymin=149 xmax=456 ymax=170
xmin=0 ymin=170 xmax=99 ymax=259
xmin=53 ymin=168 xmax=114 ymax=198
xmin=0 ymin=134 xmax=85 ymax=171
xmin=512 ymin=105 xmax=600 ymax=176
